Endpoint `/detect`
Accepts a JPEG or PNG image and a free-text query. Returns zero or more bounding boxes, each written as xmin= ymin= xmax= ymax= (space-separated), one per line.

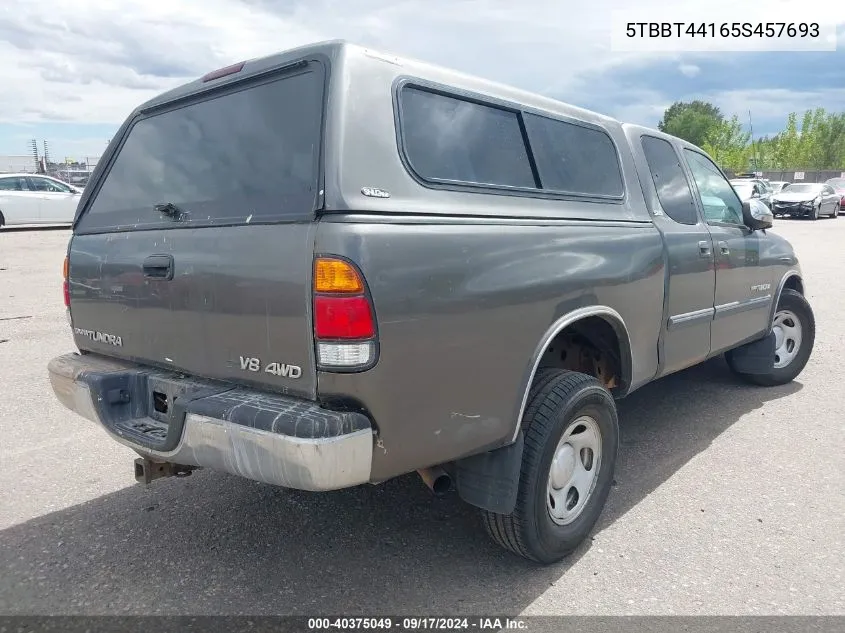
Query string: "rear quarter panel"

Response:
xmin=316 ymin=217 xmax=665 ymax=481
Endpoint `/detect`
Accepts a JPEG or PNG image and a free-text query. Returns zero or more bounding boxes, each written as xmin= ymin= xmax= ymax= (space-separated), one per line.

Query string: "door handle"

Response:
xmin=142 ymin=254 xmax=174 ymax=280
xmin=698 ymin=241 xmax=712 ymax=258
xmin=718 ymin=241 xmax=730 ymax=255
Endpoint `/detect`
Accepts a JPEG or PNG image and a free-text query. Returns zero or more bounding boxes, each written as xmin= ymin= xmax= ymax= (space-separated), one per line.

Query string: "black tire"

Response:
xmin=0 ymin=210 xmax=4 ymax=227
xmin=727 ymin=289 xmax=815 ymax=387
xmin=832 ymin=203 xmax=839 ymax=218
xmin=482 ymin=370 xmax=618 ymax=564
xmin=810 ymin=204 xmax=820 ymax=220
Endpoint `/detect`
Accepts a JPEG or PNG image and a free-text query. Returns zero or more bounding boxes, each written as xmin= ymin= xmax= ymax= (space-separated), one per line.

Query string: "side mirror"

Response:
xmin=742 ymin=198 xmax=773 ymax=230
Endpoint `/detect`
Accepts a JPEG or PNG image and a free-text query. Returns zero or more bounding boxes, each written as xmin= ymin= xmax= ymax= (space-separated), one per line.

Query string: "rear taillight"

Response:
xmin=313 ymin=257 xmax=377 ymax=370
xmin=314 ymin=296 xmax=375 ymax=339
xmin=62 ymin=256 xmax=70 ymax=308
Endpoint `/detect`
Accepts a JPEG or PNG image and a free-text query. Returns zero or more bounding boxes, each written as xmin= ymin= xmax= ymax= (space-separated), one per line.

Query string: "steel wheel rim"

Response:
xmin=772 ymin=309 xmax=802 ymax=369
xmin=546 ymin=415 xmax=602 ymax=526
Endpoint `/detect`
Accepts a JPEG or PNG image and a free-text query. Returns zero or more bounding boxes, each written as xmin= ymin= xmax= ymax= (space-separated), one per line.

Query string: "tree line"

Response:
xmin=657 ymin=101 xmax=845 ymax=172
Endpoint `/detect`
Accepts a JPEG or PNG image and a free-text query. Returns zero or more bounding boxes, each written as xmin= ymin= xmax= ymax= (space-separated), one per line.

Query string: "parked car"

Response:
xmin=0 ymin=173 xmax=82 ymax=227
xmin=729 ymin=178 xmax=772 ymax=209
xmin=730 ymin=179 xmax=771 ymax=207
xmin=772 ymin=182 xmax=840 ymax=219
xmin=48 ymin=41 xmax=815 ymax=564
xmin=824 ymin=177 xmax=845 ymax=207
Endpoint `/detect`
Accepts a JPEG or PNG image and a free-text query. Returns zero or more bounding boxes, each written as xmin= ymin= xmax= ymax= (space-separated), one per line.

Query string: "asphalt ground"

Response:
xmin=0 ymin=219 xmax=842 ymax=617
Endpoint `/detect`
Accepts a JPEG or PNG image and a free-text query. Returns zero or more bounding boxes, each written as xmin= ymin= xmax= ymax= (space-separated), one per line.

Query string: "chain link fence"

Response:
xmin=0 ymin=154 xmax=100 ymax=186
xmin=724 ymin=169 xmax=845 ymax=183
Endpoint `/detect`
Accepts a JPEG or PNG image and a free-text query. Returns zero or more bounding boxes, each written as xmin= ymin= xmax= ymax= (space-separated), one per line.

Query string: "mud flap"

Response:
xmin=728 ymin=332 xmax=776 ymax=374
xmin=454 ymin=432 xmax=524 ymax=515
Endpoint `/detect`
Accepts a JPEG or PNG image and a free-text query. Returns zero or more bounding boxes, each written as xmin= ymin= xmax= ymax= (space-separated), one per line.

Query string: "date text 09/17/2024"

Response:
xmin=307 ymin=617 xmax=528 ymax=631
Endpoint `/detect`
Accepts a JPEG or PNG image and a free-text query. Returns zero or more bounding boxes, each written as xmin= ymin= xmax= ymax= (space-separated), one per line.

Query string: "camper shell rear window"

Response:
xmin=76 ymin=61 xmax=325 ymax=233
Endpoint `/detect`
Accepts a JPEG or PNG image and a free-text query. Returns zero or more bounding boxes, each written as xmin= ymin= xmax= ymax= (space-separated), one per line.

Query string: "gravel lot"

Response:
xmin=0 ymin=221 xmax=843 ymax=616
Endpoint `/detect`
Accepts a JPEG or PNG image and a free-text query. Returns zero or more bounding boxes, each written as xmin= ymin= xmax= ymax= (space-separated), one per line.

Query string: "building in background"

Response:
xmin=1 ymin=140 xmax=102 ymax=187
xmin=1 ymin=153 xmax=99 ymax=187
xmin=0 ymin=155 xmax=37 ymax=173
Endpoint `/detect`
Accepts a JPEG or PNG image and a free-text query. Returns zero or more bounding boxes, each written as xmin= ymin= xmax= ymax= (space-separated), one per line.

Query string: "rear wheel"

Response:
xmin=482 ymin=370 xmax=618 ymax=563
xmin=727 ymin=289 xmax=815 ymax=387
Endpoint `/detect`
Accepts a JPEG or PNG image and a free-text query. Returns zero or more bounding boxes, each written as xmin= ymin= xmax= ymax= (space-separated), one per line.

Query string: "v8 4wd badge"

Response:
xmin=239 ymin=356 xmax=302 ymax=379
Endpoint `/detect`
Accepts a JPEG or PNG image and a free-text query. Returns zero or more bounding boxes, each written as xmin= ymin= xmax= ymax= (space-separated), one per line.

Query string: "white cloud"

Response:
xmin=0 ymin=0 xmax=695 ymax=128
xmin=0 ymin=0 xmax=326 ymax=126
xmin=1 ymin=0 xmax=845 ymax=155
xmin=679 ymin=64 xmax=701 ymax=77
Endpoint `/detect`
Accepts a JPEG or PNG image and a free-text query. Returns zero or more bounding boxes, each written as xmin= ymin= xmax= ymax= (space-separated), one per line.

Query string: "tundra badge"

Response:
xmin=74 ymin=328 xmax=124 ymax=347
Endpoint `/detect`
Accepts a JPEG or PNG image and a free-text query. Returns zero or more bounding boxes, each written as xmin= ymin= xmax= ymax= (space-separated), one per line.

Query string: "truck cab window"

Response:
xmin=684 ymin=150 xmax=744 ymax=225
xmin=640 ymin=135 xmax=698 ymax=225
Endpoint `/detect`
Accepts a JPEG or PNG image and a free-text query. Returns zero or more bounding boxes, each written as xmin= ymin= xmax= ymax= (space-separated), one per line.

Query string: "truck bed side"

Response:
xmin=315 ymin=215 xmax=665 ymax=481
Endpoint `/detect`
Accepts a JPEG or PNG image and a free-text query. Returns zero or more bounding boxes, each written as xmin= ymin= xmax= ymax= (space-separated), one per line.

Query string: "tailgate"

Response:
xmin=67 ymin=59 xmax=326 ymax=399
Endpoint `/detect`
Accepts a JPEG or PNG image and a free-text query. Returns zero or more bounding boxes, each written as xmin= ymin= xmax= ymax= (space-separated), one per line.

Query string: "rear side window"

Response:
xmin=77 ymin=65 xmax=324 ymax=232
xmin=523 ymin=114 xmax=623 ymax=197
xmin=398 ymin=87 xmax=537 ymax=189
xmin=0 ymin=177 xmax=27 ymax=191
xmin=28 ymin=177 xmax=72 ymax=193
xmin=398 ymin=85 xmax=626 ymax=200
xmin=640 ymin=136 xmax=698 ymax=225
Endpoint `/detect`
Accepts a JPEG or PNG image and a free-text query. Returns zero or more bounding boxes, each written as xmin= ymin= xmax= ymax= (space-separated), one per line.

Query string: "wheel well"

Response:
xmin=783 ymin=276 xmax=804 ymax=295
xmin=535 ymin=316 xmax=628 ymax=393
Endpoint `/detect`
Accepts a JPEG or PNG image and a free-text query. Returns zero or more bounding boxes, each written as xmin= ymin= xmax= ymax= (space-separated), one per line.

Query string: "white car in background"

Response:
xmin=0 ymin=173 xmax=82 ymax=227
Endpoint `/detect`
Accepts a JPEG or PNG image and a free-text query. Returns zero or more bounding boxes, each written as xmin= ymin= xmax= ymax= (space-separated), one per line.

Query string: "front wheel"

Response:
xmin=810 ymin=204 xmax=820 ymax=220
xmin=832 ymin=203 xmax=840 ymax=218
xmin=727 ymin=289 xmax=815 ymax=387
xmin=482 ymin=370 xmax=618 ymax=563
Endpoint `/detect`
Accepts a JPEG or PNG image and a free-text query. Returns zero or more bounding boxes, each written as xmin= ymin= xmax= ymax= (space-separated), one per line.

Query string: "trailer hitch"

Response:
xmin=134 ymin=457 xmax=196 ymax=485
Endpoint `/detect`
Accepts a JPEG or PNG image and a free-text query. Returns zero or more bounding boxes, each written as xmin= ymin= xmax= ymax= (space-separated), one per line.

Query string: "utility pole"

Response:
xmin=30 ymin=139 xmax=39 ymax=172
xmin=748 ymin=110 xmax=758 ymax=173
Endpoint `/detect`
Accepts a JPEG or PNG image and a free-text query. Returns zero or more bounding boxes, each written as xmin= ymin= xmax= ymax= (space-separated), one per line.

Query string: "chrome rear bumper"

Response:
xmin=48 ymin=353 xmax=374 ymax=491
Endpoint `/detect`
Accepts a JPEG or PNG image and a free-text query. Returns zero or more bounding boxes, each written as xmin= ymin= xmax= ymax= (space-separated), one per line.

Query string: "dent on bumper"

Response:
xmin=47 ymin=353 xmax=374 ymax=491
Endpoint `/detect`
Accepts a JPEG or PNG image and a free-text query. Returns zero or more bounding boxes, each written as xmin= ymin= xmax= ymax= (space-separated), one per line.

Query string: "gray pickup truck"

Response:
xmin=48 ymin=41 xmax=815 ymax=564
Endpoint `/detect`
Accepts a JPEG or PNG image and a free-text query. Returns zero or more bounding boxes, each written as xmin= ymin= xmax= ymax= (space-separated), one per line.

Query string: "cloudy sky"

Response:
xmin=1 ymin=0 xmax=844 ymax=160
